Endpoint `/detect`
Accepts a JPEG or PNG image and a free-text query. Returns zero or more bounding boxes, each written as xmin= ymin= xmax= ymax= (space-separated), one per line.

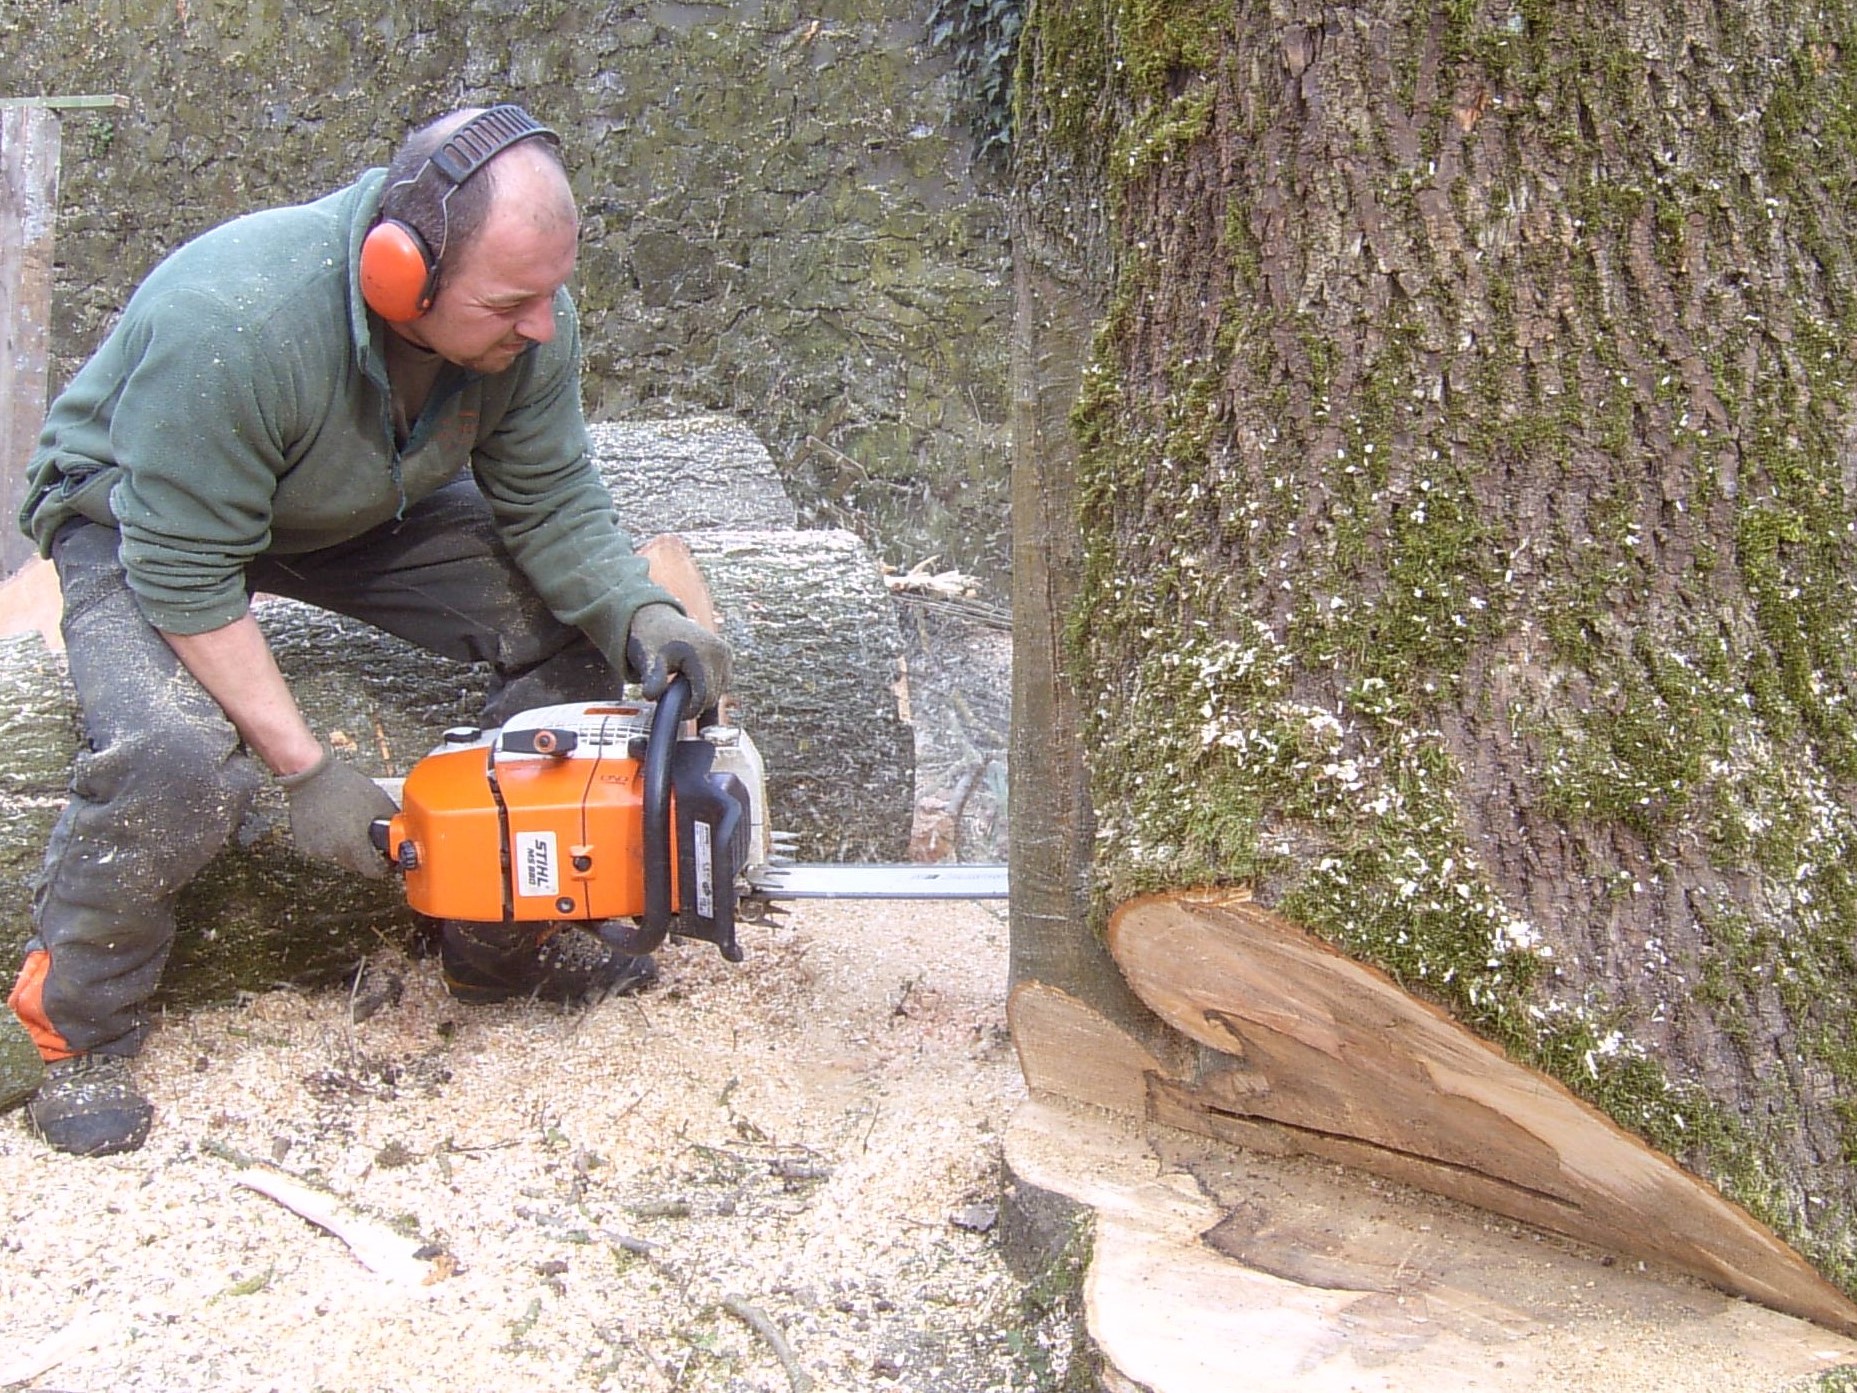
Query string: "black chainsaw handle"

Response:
xmin=638 ymin=673 xmax=692 ymax=953
xmin=587 ymin=675 xmax=696 ymax=958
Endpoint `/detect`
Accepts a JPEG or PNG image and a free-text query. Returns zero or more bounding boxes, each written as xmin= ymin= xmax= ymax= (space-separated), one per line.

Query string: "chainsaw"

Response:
xmin=369 ymin=676 xmax=1007 ymax=963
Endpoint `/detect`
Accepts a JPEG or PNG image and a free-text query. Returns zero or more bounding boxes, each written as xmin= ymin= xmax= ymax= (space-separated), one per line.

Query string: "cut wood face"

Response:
xmin=1106 ymin=892 xmax=1857 ymax=1338
xmin=638 ymin=533 xmax=721 ymax=634
xmin=1006 ymin=1098 xmax=1857 ymax=1393
xmin=0 ymin=556 xmax=63 ymax=653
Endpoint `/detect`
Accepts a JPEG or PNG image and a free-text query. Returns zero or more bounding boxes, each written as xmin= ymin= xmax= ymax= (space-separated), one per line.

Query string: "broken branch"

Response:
xmin=233 ymin=1167 xmax=436 ymax=1287
xmin=722 ymin=1295 xmax=813 ymax=1393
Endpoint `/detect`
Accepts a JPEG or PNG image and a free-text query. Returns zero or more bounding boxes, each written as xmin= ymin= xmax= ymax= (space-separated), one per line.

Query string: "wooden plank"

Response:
xmin=638 ymin=533 xmax=721 ymax=634
xmin=1 ymin=104 xmax=61 ymax=576
xmin=0 ymin=95 xmax=128 ymax=111
xmin=0 ymin=554 xmax=61 ymax=651
xmin=1107 ymin=891 xmax=1857 ymax=1338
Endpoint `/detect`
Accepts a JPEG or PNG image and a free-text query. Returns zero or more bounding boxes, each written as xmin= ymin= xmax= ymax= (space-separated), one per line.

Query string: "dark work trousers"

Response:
xmin=9 ymin=478 xmax=620 ymax=1060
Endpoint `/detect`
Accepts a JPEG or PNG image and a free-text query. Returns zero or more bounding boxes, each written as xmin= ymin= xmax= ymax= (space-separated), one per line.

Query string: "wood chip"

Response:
xmin=0 ymin=1311 xmax=123 ymax=1385
xmin=233 ymin=1168 xmax=436 ymax=1287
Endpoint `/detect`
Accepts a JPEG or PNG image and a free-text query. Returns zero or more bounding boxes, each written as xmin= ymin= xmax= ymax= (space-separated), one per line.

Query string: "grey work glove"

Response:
xmin=625 ymin=603 xmax=733 ymax=714
xmin=278 ymin=747 xmax=401 ymax=879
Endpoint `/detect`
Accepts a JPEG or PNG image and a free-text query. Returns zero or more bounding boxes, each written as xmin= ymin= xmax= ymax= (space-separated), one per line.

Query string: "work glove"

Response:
xmin=278 ymin=747 xmax=401 ymax=879
xmin=625 ymin=603 xmax=732 ymax=715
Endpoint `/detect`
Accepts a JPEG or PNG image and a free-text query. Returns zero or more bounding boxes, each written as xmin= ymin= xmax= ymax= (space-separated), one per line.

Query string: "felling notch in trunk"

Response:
xmin=1014 ymin=888 xmax=1857 ymax=1339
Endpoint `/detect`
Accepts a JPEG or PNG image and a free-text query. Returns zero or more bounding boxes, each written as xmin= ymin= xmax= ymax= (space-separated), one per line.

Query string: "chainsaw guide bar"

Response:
xmin=744 ymin=862 xmax=1008 ymax=900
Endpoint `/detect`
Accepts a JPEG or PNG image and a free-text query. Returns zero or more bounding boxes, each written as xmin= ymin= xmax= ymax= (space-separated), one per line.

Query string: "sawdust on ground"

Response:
xmin=0 ymin=898 xmax=1030 ymax=1392
xmin=1 ymin=576 xmax=1036 ymax=1393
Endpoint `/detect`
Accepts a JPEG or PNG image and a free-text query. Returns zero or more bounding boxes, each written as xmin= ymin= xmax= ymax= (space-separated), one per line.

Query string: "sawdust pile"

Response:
xmin=1 ymin=898 xmax=1029 ymax=1391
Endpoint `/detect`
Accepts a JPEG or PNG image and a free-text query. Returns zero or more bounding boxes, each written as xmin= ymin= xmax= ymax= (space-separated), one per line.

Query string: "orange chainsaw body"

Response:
xmin=379 ymin=695 xmax=765 ymax=960
xmin=390 ymin=720 xmax=665 ymax=923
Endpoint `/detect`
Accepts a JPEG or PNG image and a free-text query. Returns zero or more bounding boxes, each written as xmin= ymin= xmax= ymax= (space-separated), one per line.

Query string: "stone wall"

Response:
xmin=0 ymin=0 xmax=1012 ymax=582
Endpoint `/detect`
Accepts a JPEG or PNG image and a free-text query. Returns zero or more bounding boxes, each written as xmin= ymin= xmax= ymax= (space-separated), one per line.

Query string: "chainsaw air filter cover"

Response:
xmin=385 ymin=701 xmax=765 ymax=958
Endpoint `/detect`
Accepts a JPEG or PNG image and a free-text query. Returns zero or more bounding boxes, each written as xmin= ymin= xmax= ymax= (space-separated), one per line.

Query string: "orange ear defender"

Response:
xmin=359 ymin=218 xmax=440 ymax=322
xmin=358 ymin=104 xmax=561 ymax=323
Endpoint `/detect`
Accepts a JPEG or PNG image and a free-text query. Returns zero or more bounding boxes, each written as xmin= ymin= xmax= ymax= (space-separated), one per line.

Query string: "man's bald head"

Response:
xmin=376 ymin=107 xmax=575 ymax=285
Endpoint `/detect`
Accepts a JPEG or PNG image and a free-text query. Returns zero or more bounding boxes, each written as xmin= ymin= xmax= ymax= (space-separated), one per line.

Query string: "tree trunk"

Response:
xmin=588 ymin=417 xmax=800 ymax=535
xmin=1 ymin=106 xmax=61 ymax=578
xmin=684 ymin=527 xmax=915 ymax=864
xmin=1009 ymin=0 xmax=1857 ymax=1304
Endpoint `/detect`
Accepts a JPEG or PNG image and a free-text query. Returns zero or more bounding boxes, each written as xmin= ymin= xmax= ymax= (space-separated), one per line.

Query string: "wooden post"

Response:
xmin=0 ymin=95 xmax=125 ymax=578
xmin=0 ymin=105 xmax=59 ymax=576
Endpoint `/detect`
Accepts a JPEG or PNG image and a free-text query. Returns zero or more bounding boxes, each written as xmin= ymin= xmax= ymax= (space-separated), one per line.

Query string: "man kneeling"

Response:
xmin=5 ymin=105 xmax=728 ymax=1157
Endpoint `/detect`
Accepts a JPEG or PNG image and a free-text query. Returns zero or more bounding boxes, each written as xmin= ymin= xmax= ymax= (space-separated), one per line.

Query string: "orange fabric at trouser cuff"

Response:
xmin=8 ymin=949 xmax=76 ymax=1062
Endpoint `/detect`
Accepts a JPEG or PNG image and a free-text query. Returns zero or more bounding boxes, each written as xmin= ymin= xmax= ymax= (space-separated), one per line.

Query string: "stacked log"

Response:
xmin=0 ymin=416 xmax=914 ymax=1007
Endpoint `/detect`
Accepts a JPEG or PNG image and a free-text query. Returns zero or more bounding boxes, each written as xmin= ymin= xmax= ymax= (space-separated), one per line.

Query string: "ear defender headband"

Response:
xmin=359 ymin=104 xmax=561 ymax=323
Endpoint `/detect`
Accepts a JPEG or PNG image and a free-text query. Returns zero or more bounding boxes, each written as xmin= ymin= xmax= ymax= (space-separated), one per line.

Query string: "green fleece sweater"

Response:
xmin=20 ymin=169 xmax=674 ymax=667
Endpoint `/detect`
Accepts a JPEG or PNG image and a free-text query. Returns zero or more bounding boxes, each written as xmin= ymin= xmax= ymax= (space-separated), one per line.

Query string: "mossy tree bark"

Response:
xmin=1012 ymin=0 xmax=1857 ymax=1295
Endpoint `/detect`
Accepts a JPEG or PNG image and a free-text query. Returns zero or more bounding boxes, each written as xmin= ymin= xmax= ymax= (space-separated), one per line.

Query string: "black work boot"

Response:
xmin=439 ymin=921 xmax=658 ymax=1006
xmin=28 ymin=1053 xmax=154 ymax=1156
